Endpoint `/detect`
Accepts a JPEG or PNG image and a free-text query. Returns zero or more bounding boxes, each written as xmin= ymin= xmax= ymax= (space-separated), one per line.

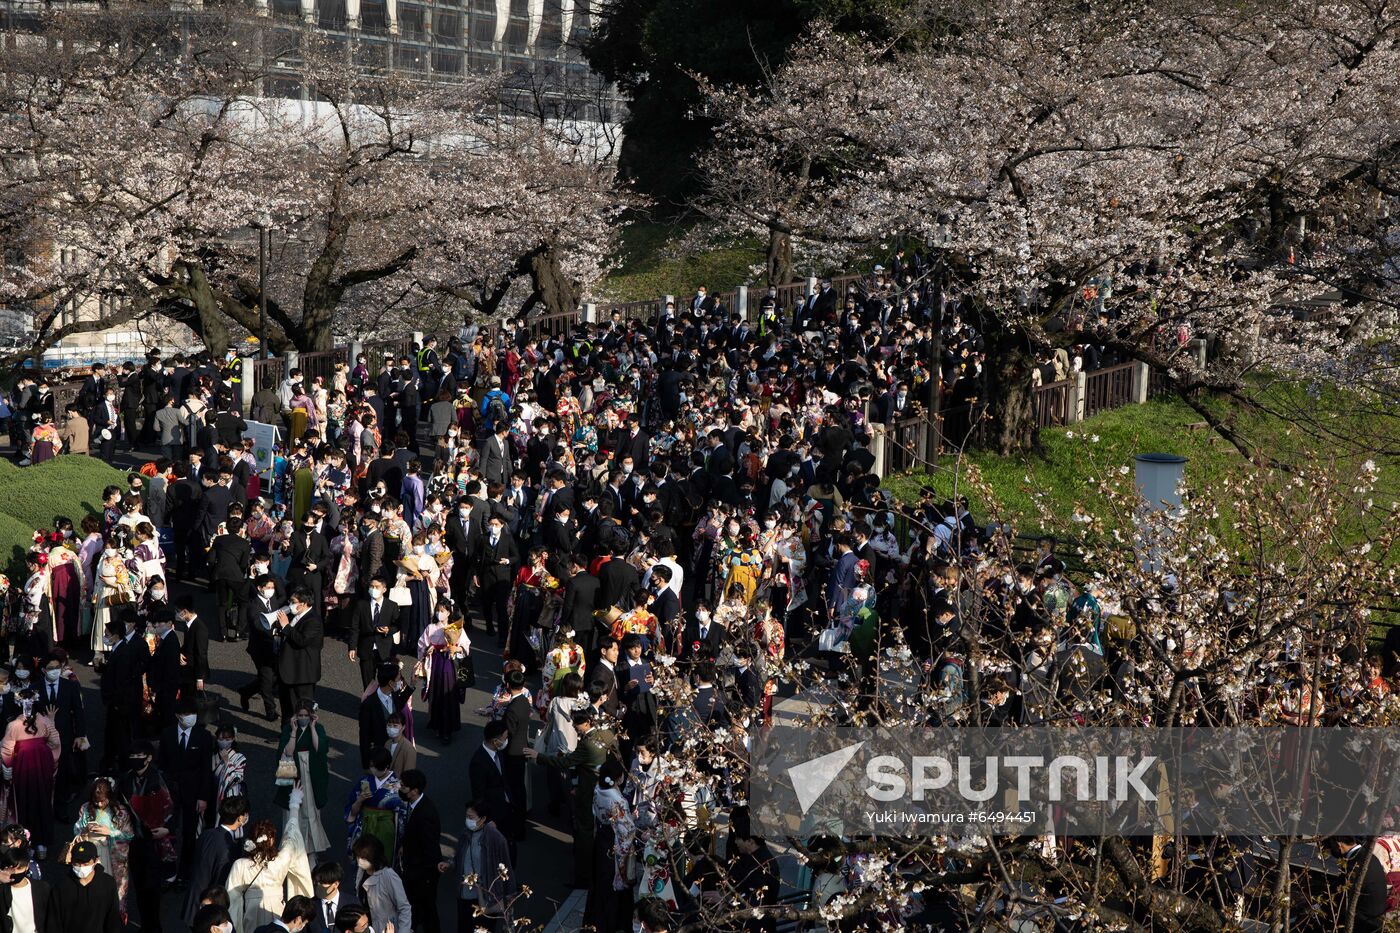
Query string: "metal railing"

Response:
xmin=364 ymin=337 xmax=414 ymax=377
xmin=297 ymin=347 xmax=348 ymax=387
xmin=252 ymin=357 xmax=285 ymax=395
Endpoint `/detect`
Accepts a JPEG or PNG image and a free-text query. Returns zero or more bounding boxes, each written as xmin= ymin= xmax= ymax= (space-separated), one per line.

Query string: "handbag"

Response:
xmin=817 ymin=625 xmax=850 ymax=653
xmin=195 ymin=690 xmax=221 ymax=726
xmin=274 ymin=757 xmax=298 ymax=786
xmin=103 ymin=589 xmax=132 ymax=608
xmin=388 ymin=585 xmax=413 ymax=607
xmin=454 ymin=653 xmax=476 ymax=689
xmin=532 ymin=717 xmax=553 ymax=757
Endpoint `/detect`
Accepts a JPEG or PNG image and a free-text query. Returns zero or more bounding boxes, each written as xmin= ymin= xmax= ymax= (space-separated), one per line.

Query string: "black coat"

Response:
xmin=347 ymin=598 xmax=401 ymax=656
xmin=467 ymin=745 xmax=512 ymax=823
xmin=275 ymin=609 xmax=324 ymax=686
xmin=147 ymin=631 xmax=183 ymax=709
xmin=209 ymin=534 xmax=252 ymax=585
xmin=184 ymin=826 xmax=240 ymax=923
xmin=597 ymin=558 xmax=640 ymax=612
xmin=586 ymin=660 xmax=620 ymax=717
xmin=36 ymin=675 xmax=85 ymax=742
xmin=400 ymin=795 xmax=444 ymax=879
xmin=476 ymin=531 xmax=520 ymax=587
xmin=357 ymin=686 xmax=413 ymax=769
xmin=196 ymin=483 xmax=232 ymax=542
xmin=0 ymin=878 xmax=52 ymax=933
xmin=180 ymin=614 xmax=211 ymax=684
xmin=99 ymin=632 xmax=146 ymax=710
xmin=156 ymin=723 xmax=216 ymax=807
xmin=245 ymin=595 xmax=281 ymax=669
xmin=49 ymin=870 xmax=122 ymax=933
xmin=562 ymin=571 xmax=601 ymax=633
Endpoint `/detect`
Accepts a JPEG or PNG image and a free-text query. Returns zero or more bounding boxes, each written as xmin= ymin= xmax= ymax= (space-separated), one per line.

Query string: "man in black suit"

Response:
xmin=158 ymin=695 xmax=216 ymax=882
xmin=91 ymin=382 xmax=121 ymax=460
xmin=175 ymin=595 xmax=210 ymax=694
xmin=1327 ymin=837 xmax=1389 ymax=933
xmin=194 ymin=470 xmax=232 ymax=552
xmin=274 ymin=586 xmax=324 ymax=721
xmin=613 ymin=414 xmax=650 ymax=468
xmin=397 ymin=770 xmax=444 ymax=933
xmin=98 ymin=615 xmax=145 ymax=771
xmin=680 ymin=604 xmax=727 ymax=666
xmin=476 ymin=512 xmax=519 ymax=641
xmin=357 ymin=663 xmax=414 ymax=769
xmin=167 ymin=461 xmax=201 ymax=581
xmin=648 ymin=565 xmax=681 ymax=641
xmin=184 ymin=795 xmax=248 ymax=924
xmin=209 ymin=517 xmax=252 ymax=640
xmin=541 ymin=501 xmax=576 ymax=577
xmin=252 ymin=896 xmax=317 ymax=933
xmin=444 ymin=495 xmax=476 ymax=609
xmin=587 ymin=635 xmax=621 ymax=718
xmin=38 ymin=651 xmax=88 ymax=804
xmin=561 ymin=553 xmax=601 ymax=654
xmin=357 ymin=514 xmax=387 ymax=591
xmin=347 ymin=581 xmax=400 ymax=688
xmin=147 ymin=609 xmax=183 ymax=731
xmin=704 ymin=429 xmax=734 ymax=478
xmin=238 ymin=574 xmax=281 ymax=721
xmin=310 ymin=861 xmax=360 ymax=933
xmin=467 ymin=721 xmax=513 ymax=840
xmin=597 ymin=543 xmax=640 ymax=612
xmin=500 ymin=670 xmax=532 ymax=840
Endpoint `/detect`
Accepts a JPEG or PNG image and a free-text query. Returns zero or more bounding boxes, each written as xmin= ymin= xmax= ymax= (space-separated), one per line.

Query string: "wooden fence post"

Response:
xmin=583 ymin=303 xmax=597 ymax=324
xmin=283 ymin=350 xmax=299 ymax=377
xmin=736 ymin=286 xmax=749 ymax=321
xmin=1069 ymin=372 xmax=1087 ymax=423
xmin=1131 ymin=362 xmax=1150 ymax=404
xmin=349 ymin=340 xmax=363 ymax=366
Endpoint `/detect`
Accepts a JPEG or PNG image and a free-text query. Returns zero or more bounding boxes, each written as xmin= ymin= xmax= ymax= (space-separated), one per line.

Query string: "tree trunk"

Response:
xmin=766 ymin=225 xmax=792 ymax=286
xmin=987 ymin=332 xmax=1037 ymax=455
xmin=527 ymin=241 xmax=581 ymax=319
xmin=181 ymin=263 xmax=233 ymax=357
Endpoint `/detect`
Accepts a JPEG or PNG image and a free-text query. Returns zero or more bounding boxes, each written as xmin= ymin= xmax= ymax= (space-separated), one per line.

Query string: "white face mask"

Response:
xmin=357 ymin=858 xmax=372 ymax=872
xmin=464 ymin=818 xmax=479 ymax=832
xmin=386 ymin=726 xmax=401 ymax=738
xmin=261 ymin=588 xmax=276 ymax=600
xmin=44 ymin=669 xmax=62 ymax=684
xmin=73 ymin=864 xmax=95 ymax=879
xmin=218 ymin=923 xmax=234 ymax=933
xmin=179 ymin=714 xmax=198 ymax=728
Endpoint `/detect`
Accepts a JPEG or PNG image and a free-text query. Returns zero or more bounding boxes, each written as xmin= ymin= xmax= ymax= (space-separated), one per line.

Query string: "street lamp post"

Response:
xmin=258 ymin=228 xmax=270 ymax=360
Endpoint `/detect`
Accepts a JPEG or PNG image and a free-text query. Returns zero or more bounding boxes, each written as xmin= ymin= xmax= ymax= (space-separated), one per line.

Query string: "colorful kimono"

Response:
xmin=344 ymin=772 xmax=404 ymax=859
xmin=417 ymin=622 xmax=468 ymax=739
xmin=47 ymin=547 xmax=82 ymax=645
xmin=73 ymin=802 xmax=135 ymax=912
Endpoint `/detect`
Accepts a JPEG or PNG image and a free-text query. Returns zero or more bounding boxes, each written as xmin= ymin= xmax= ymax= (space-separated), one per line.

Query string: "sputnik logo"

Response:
xmin=787 ymin=741 xmax=865 ymax=814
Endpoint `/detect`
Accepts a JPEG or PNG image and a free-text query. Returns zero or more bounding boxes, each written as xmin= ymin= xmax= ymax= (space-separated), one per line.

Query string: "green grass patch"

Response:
xmin=597 ymin=221 xmax=766 ymax=303
xmin=0 ymin=455 xmax=129 ymax=575
xmin=882 ymin=393 xmax=1400 ymax=543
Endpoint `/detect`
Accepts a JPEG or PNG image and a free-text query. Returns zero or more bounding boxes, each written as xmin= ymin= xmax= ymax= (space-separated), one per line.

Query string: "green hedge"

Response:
xmin=0 ymin=456 xmax=129 ymax=576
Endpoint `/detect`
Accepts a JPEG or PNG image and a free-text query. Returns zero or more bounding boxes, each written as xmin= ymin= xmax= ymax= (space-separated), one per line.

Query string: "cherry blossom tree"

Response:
xmin=697 ymin=0 xmax=1400 ymax=454
xmin=0 ymin=4 xmax=626 ymax=362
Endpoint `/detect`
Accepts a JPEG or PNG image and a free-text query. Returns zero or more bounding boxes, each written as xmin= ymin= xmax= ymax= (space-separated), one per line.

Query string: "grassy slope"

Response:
xmin=882 ymin=392 xmax=1400 ymax=540
xmin=596 ymin=221 xmax=766 ymax=303
xmin=0 ymin=456 xmax=129 ymax=575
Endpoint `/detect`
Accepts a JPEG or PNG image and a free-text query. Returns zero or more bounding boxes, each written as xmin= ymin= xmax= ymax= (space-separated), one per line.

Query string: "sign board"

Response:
xmin=242 ymin=420 xmax=281 ymax=483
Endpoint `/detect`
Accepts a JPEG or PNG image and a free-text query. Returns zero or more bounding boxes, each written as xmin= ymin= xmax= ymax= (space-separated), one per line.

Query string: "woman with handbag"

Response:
xmin=416 ymin=604 xmax=469 ymax=744
xmin=540 ymin=671 xmax=586 ymax=819
xmin=275 ymin=701 xmax=331 ymax=861
xmin=227 ymin=786 xmax=312 ymax=932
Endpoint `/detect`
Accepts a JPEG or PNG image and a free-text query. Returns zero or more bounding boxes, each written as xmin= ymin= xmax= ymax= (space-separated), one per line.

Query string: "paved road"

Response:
xmin=55 ymin=578 xmax=576 ymax=931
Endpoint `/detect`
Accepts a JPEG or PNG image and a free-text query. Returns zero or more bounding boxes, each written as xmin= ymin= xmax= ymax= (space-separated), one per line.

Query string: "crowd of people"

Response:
xmin=0 ymin=263 xmax=1390 ymax=933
